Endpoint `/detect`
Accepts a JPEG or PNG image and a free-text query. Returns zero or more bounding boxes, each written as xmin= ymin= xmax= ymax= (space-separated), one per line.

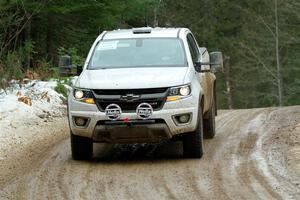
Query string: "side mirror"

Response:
xmin=194 ymin=62 xmax=210 ymax=73
xmin=209 ymin=52 xmax=223 ymax=72
xmin=59 ymin=55 xmax=72 ymax=67
xmin=59 ymin=55 xmax=78 ymax=77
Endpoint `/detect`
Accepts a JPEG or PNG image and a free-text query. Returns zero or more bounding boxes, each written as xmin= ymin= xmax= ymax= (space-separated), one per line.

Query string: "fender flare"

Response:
xmin=213 ymin=81 xmax=217 ymax=116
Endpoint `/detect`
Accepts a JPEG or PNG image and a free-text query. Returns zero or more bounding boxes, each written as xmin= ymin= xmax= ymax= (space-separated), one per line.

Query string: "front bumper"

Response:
xmin=68 ymin=94 xmax=199 ymax=143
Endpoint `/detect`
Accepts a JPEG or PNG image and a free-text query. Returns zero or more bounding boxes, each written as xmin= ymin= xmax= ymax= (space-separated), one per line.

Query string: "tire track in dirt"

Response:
xmin=1 ymin=107 xmax=300 ymax=200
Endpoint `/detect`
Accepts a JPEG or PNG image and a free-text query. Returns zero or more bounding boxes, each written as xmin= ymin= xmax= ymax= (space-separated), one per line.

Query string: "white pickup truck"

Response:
xmin=66 ymin=27 xmax=223 ymax=160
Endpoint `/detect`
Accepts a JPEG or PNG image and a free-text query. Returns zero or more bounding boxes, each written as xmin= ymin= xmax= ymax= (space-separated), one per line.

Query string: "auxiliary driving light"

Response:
xmin=74 ymin=117 xmax=89 ymax=127
xmin=173 ymin=113 xmax=191 ymax=125
xmin=179 ymin=114 xmax=190 ymax=123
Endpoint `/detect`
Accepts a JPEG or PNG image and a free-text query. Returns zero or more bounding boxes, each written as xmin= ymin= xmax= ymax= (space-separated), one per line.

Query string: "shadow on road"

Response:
xmin=92 ymin=141 xmax=184 ymax=162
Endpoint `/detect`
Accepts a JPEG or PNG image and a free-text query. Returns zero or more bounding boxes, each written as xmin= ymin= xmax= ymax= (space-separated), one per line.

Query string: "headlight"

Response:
xmin=167 ymin=85 xmax=191 ymax=102
xmin=74 ymin=90 xmax=84 ymax=99
xmin=179 ymin=86 xmax=191 ymax=96
xmin=73 ymin=89 xmax=95 ymax=104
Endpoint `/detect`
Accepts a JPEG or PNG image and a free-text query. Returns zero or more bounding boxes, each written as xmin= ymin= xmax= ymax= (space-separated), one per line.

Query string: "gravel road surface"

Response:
xmin=1 ymin=106 xmax=300 ymax=200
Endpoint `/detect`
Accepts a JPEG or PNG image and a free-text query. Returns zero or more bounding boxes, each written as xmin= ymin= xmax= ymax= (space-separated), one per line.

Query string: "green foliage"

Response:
xmin=160 ymin=0 xmax=300 ymax=108
xmin=21 ymin=40 xmax=37 ymax=64
xmin=57 ymin=47 xmax=84 ymax=66
xmin=59 ymin=77 xmax=72 ymax=86
xmin=0 ymin=0 xmax=299 ymax=108
xmin=55 ymin=78 xmax=72 ymax=104
xmin=55 ymin=81 xmax=68 ymax=98
xmin=35 ymin=58 xmax=55 ymax=80
xmin=3 ymin=51 xmax=23 ymax=79
xmin=0 ymin=40 xmax=36 ymax=80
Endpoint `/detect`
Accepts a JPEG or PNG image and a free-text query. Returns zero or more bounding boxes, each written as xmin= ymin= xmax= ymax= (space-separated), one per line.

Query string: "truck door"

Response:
xmin=186 ymin=33 xmax=209 ymax=113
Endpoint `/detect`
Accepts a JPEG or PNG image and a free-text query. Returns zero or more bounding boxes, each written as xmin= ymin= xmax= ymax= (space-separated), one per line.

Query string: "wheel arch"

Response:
xmin=200 ymin=94 xmax=205 ymax=115
xmin=214 ymin=80 xmax=217 ymax=116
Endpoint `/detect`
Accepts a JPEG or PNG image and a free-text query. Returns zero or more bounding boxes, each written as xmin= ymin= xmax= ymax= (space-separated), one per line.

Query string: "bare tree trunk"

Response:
xmin=224 ymin=55 xmax=233 ymax=109
xmin=153 ymin=0 xmax=162 ymax=27
xmin=153 ymin=7 xmax=158 ymax=27
xmin=46 ymin=14 xmax=53 ymax=62
xmin=275 ymin=0 xmax=283 ymax=106
xmin=0 ymin=0 xmax=48 ymax=57
xmin=25 ymin=16 xmax=31 ymax=71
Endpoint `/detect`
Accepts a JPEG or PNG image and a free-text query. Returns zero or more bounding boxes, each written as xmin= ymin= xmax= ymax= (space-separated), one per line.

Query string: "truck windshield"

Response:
xmin=88 ymin=38 xmax=186 ymax=69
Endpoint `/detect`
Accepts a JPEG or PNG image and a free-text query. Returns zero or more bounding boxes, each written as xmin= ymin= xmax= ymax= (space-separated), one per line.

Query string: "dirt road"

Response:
xmin=1 ymin=106 xmax=300 ymax=200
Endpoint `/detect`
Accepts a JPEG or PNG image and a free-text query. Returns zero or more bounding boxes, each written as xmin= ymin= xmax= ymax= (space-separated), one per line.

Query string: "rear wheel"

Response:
xmin=182 ymin=105 xmax=204 ymax=158
xmin=71 ymin=132 xmax=93 ymax=160
xmin=203 ymin=95 xmax=216 ymax=139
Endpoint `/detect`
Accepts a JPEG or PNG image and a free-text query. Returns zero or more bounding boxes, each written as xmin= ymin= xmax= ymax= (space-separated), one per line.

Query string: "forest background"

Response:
xmin=0 ymin=0 xmax=299 ymax=108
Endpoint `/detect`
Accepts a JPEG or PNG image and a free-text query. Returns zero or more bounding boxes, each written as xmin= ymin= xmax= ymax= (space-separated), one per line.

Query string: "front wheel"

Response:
xmin=182 ymin=105 xmax=204 ymax=158
xmin=71 ymin=132 xmax=93 ymax=160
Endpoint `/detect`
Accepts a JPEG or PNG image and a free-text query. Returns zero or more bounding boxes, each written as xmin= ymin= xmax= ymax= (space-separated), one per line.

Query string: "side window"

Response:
xmin=187 ymin=33 xmax=199 ymax=63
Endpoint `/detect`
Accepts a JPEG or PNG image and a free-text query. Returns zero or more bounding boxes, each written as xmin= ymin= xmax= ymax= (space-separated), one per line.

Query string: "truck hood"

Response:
xmin=76 ymin=67 xmax=188 ymax=89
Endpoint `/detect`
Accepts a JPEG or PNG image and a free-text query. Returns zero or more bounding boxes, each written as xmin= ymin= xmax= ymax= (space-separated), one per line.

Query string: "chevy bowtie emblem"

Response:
xmin=120 ymin=94 xmax=140 ymax=101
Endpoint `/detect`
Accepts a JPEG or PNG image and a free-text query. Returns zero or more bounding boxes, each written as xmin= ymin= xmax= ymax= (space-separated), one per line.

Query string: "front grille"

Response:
xmin=93 ymin=88 xmax=168 ymax=95
xmin=93 ymin=88 xmax=168 ymax=112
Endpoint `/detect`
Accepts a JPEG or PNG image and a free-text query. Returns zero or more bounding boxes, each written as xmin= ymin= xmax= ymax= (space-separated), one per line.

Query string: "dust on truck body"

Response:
xmin=67 ymin=27 xmax=223 ymax=160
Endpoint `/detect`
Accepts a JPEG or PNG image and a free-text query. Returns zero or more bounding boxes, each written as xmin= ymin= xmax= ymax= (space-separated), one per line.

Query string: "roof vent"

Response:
xmin=132 ymin=28 xmax=152 ymax=34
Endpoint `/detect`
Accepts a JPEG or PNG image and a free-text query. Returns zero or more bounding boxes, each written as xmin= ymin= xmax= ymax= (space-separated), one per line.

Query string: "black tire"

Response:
xmin=71 ymin=132 xmax=93 ymax=160
xmin=203 ymin=95 xmax=216 ymax=139
xmin=182 ymin=104 xmax=204 ymax=158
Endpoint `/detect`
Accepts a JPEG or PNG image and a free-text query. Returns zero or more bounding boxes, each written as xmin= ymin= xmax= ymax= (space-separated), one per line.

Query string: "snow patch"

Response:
xmin=0 ymin=80 xmax=67 ymax=125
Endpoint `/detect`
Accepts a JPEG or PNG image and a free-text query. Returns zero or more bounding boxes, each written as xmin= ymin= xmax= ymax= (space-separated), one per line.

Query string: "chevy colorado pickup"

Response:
xmin=67 ymin=27 xmax=223 ymax=160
